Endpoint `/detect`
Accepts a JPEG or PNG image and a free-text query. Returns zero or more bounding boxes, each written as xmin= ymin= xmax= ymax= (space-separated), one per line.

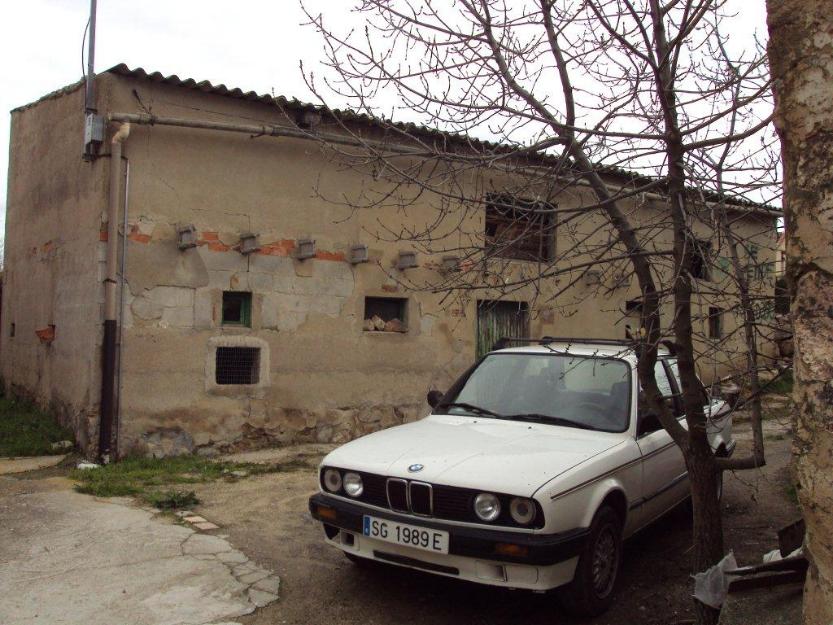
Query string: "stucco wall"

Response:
xmin=2 ymin=71 xmax=778 ymax=457
xmin=2 ymin=83 xmax=108 ymax=450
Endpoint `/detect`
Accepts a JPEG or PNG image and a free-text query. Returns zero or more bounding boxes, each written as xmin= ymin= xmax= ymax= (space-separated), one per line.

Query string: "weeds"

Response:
xmin=767 ymin=370 xmax=794 ymax=396
xmin=0 ymin=396 xmax=73 ymax=457
xmin=70 ymin=454 xmax=313 ymax=506
xmin=145 ymin=489 xmax=201 ymax=510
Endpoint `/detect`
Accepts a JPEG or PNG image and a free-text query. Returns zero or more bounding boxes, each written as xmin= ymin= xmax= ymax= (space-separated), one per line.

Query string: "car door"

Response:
xmin=634 ymin=360 xmax=688 ymax=524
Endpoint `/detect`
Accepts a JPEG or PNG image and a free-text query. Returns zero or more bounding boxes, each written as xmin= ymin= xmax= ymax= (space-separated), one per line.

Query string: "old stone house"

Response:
xmin=2 ymin=65 xmax=779 ymax=458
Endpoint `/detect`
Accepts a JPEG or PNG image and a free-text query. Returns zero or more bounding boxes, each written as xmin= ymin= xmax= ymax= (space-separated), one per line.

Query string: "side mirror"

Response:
xmin=426 ymin=389 xmax=444 ymax=409
xmin=637 ymin=412 xmax=661 ymax=436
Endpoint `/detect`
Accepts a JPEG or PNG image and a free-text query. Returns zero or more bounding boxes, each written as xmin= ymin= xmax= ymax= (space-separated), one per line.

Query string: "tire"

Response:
xmin=557 ymin=505 xmax=623 ymax=617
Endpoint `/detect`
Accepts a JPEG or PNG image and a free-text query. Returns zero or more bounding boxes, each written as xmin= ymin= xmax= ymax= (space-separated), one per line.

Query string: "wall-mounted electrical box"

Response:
xmin=176 ymin=224 xmax=198 ymax=250
xmin=295 ymin=238 xmax=316 ymax=260
xmin=396 ymin=251 xmax=418 ymax=270
xmin=349 ymin=244 xmax=369 ymax=264
xmin=239 ymin=233 xmax=260 ymax=255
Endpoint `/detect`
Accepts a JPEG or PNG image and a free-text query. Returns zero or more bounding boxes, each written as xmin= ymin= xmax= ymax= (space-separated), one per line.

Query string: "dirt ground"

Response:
xmin=190 ymin=413 xmax=799 ymax=625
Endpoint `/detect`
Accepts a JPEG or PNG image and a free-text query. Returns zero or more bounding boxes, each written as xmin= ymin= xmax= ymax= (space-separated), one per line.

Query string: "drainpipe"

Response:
xmin=98 ymin=123 xmax=130 ymax=463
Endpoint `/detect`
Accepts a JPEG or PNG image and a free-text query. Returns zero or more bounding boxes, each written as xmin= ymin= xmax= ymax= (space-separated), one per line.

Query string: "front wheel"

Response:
xmin=557 ymin=505 xmax=623 ymax=617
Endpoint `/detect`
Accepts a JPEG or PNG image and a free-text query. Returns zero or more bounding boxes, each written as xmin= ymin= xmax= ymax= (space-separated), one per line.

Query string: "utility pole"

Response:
xmin=83 ymin=0 xmax=104 ymax=159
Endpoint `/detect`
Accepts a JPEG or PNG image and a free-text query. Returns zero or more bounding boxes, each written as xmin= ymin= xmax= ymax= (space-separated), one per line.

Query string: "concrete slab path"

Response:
xmin=0 ymin=484 xmax=279 ymax=625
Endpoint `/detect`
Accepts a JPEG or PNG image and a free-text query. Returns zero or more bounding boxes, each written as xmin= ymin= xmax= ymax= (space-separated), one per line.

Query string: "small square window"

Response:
xmin=363 ymin=297 xmax=407 ymax=332
xmin=215 ymin=347 xmax=260 ymax=385
xmin=485 ymin=193 xmax=555 ymax=262
xmin=708 ymin=307 xmax=723 ymax=339
xmin=222 ymin=292 xmax=252 ymax=327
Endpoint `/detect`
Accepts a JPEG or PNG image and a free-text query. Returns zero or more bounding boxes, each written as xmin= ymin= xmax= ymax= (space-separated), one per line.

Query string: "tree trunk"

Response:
xmin=767 ymin=2 xmax=833 ymax=624
xmin=688 ymin=448 xmax=724 ymax=625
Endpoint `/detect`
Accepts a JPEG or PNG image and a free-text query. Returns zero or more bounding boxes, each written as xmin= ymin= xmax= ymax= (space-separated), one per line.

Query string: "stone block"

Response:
xmin=161 ymin=306 xmax=194 ymax=328
xmin=249 ymin=271 xmax=273 ymax=292
xmin=207 ymin=270 xmax=234 ymax=290
xmin=194 ymin=289 xmax=215 ymax=330
xmin=193 ymin=522 xmax=220 ymax=531
xmin=248 ymin=588 xmax=278 ymax=608
xmin=252 ymin=576 xmax=280 ymax=596
xmin=229 ymin=272 xmax=250 ymax=291
xmin=182 ymin=533 xmax=232 ymax=555
xmin=199 ymin=247 xmax=249 ymax=273
xmin=238 ymin=569 xmax=270 ymax=584
xmin=217 ymin=550 xmax=249 ymax=564
xmin=149 ymin=286 xmax=194 ymax=308
xmin=131 ymin=295 xmax=164 ymax=321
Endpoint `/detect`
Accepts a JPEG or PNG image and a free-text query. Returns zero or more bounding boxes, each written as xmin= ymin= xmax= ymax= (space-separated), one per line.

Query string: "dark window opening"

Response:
xmin=708 ymin=307 xmax=723 ymax=339
xmin=222 ymin=291 xmax=252 ymax=327
xmin=364 ymin=297 xmax=407 ymax=332
xmin=485 ymin=193 xmax=555 ymax=262
xmin=9 ymin=323 xmax=14 ymax=338
xmin=215 ymin=346 xmax=260 ymax=385
xmin=688 ymin=239 xmax=712 ymax=281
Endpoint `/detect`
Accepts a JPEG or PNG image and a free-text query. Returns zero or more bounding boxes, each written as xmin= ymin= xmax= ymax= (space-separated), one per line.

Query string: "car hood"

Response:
xmin=322 ymin=414 xmax=624 ymax=496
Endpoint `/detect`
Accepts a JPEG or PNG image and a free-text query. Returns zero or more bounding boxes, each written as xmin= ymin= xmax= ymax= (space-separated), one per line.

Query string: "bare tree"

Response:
xmin=301 ymin=1 xmax=781 ymax=622
xmin=767 ymin=2 xmax=833 ymax=624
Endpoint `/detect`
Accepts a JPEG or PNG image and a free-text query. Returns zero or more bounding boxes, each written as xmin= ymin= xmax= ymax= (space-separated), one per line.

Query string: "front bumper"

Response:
xmin=309 ymin=492 xmax=587 ymax=590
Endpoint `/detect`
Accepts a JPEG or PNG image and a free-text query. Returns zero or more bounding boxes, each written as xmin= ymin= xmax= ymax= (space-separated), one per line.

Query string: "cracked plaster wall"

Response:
xmin=1 ymin=71 xmax=782 ymax=458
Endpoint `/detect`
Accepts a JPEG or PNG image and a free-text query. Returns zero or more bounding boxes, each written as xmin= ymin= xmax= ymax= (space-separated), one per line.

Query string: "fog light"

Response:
xmin=474 ymin=493 xmax=501 ymax=522
xmin=343 ymin=472 xmax=363 ymax=497
xmin=323 ymin=468 xmax=342 ymax=493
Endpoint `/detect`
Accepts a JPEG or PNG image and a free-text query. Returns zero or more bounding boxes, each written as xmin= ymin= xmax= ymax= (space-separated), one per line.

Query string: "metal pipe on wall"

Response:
xmin=115 ymin=160 xmax=130 ymax=461
xmin=98 ymin=123 xmax=130 ymax=463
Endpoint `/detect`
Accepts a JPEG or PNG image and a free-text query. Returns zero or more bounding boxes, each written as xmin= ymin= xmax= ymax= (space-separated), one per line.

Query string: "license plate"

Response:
xmin=362 ymin=515 xmax=449 ymax=554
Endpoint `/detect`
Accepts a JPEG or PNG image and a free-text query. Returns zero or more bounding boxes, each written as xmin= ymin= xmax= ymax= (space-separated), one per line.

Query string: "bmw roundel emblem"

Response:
xmin=408 ymin=463 xmax=424 ymax=473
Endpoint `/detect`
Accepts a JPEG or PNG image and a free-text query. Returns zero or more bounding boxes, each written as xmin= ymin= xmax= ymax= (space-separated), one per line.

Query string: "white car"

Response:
xmin=309 ymin=338 xmax=734 ymax=615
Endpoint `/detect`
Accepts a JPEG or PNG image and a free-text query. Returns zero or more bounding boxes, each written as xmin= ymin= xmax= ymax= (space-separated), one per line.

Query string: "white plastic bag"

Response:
xmin=693 ymin=551 xmax=738 ymax=609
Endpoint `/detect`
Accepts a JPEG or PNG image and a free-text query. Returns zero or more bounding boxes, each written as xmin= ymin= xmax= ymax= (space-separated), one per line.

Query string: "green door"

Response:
xmin=476 ymin=300 xmax=530 ymax=359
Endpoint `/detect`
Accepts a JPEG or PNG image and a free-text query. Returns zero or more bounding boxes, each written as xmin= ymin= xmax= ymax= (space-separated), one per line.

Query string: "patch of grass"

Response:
xmin=145 ymin=489 xmax=200 ymax=510
xmin=70 ymin=454 xmax=310 ymax=503
xmin=0 ymin=395 xmax=73 ymax=457
xmin=766 ymin=370 xmax=794 ymax=396
xmin=785 ymin=484 xmax=799 ymax=505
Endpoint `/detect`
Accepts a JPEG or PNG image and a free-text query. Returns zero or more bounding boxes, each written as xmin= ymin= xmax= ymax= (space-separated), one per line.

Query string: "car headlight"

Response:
xmin=323 ymin=468 xmax=342 ymax=493
xmin=343 ymin=472 xmax=363 ymax=497
xmin=510 ymin=497 xmax=536 ymax=525
xmin=474 ymin=493 xmax=501 ymax=522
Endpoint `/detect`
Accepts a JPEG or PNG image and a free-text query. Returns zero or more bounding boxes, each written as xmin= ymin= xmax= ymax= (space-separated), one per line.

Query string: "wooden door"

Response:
xmin=476 ymin=300 xmax=529 ymax=359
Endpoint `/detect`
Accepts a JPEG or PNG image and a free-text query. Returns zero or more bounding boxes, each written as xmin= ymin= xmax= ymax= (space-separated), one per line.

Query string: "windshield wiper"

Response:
xmin=437 ymin=402 xmax=503 ymax=418
xmin=502 ymin=413 xmax=596 ymax=430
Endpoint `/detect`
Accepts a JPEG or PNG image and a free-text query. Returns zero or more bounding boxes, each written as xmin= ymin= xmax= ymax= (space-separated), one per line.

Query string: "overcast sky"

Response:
xmin=0 ymin=1 xmax=771 ymax=239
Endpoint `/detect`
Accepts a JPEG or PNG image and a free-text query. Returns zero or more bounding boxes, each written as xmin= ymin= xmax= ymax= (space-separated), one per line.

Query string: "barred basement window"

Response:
xmin=215 ymin=346 xmax=261 ymax=385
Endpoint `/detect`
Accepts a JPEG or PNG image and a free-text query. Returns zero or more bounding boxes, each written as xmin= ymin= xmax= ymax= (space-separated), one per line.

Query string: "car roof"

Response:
xmin=490 ymin=341 xmax=672 ymax=362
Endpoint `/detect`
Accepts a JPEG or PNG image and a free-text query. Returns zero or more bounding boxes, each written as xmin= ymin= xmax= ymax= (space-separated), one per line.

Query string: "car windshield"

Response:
xmin=441 ymin=353 xmax=632 ymax=432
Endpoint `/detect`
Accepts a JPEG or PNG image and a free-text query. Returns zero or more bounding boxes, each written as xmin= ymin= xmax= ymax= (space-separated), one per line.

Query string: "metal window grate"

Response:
xmin=215 ymin=347 xmax=260 ymax=385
